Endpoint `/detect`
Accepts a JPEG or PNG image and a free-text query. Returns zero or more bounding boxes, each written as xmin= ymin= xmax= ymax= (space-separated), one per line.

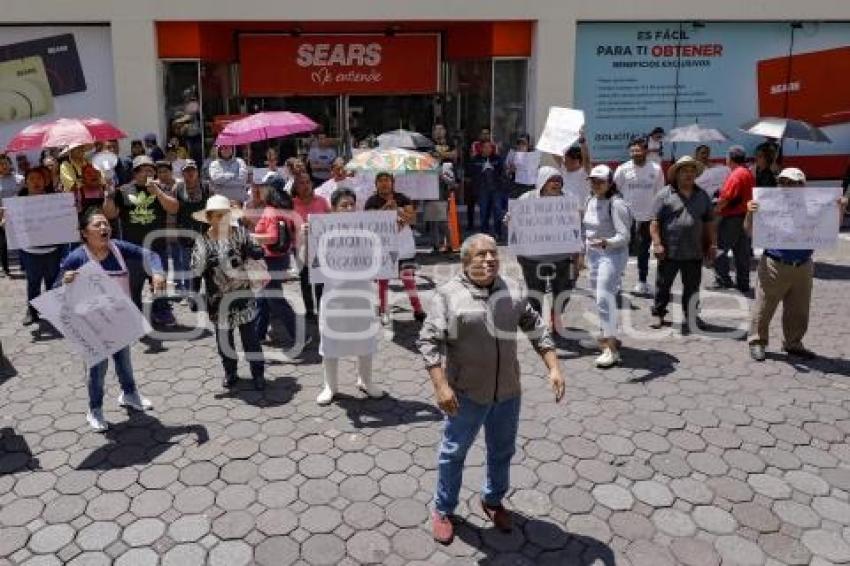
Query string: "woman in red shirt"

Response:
xmin=251 ymin=175 xmax=299 ymax=346
xmin=291 ymin=172 xmax=331 ymax=320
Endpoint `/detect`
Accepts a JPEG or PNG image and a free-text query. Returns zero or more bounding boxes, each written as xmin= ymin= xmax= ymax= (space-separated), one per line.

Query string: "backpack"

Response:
xmin=267 ymin=218 xmax=294 ymax=254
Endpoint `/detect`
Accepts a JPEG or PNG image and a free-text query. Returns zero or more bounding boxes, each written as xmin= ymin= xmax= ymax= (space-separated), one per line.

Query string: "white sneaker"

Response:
xmin=87 ymin=409 xmax=108 ymax=432
xmin=595 ymin=348 xmax=618 ymax=369
xmin=380 ymin=312 xmax=391 ymax=326
xmin=316 ymin=386 xmax=335 ymax=406
xmin=356 ymin=380 xmax=386 ymax=399
xmin=118 ymin=392 xmax=153 ymax=411
xmin=632 ymin=282 xmax=650 ymax=295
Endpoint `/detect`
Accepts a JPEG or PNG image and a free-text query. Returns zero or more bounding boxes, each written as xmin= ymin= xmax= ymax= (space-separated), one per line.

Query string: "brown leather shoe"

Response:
xmin=431 ymin=511 xmax=454 ymax=544
xmin=481 ymin=498 xmax=512 ymax=532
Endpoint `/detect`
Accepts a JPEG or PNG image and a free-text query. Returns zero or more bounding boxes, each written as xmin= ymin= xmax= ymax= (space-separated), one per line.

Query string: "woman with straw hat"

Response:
xmin=191 ymin=195 xmax=267 ymax=390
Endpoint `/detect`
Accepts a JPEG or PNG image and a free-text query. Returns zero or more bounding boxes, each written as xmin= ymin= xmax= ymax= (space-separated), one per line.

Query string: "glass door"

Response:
xmin=346 ymin=95 xmax=435 ymax=147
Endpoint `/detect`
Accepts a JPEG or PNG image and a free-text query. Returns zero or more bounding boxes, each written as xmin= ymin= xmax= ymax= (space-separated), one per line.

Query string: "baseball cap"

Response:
xmin=777 ymin=167 xmax=806 ymax=183
xmin=588 ymin=164 xmax=612 ymax=180
xmin=143 ymin=133 xmax=158 ymax=144
xmin=181 ymin=159 xmax=198 ymax=171
xmin=155 ymin=160 xmax=172 ymax=170
xmin=132 ymin=155 xmax=155 ymax=170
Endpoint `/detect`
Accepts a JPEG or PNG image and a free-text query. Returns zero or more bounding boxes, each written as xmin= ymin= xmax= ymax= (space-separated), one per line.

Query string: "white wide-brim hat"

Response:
xmin=192 ymin=194 xmax=244 ymax=223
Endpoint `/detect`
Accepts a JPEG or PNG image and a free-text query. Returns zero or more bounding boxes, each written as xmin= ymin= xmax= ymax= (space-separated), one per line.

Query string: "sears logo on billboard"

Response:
xmin=296 ymin=43 xmax=382 ymax=67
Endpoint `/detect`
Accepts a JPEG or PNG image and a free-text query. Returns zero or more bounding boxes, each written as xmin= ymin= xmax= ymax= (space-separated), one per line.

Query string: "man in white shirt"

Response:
xmin=646 ymin=127 xmax=665 ymax=164
xmin=553 ymin=136 xmax=591 ymax=206
xmin=694 ymin=144 xmax=731 ymax=199
xmin=613 ymin=137 xmax=665 ymax=294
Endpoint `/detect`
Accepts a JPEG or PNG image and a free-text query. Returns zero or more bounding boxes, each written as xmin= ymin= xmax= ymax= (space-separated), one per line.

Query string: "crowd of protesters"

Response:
xmin=0 ymin=125 xmax=848 ymax=544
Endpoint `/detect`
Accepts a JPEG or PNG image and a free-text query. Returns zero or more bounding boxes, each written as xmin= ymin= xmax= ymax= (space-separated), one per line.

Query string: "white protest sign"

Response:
xmin=393 ymin=173 xmax=439 ymax=201
xmin=252 ymin=167 xmax=270 ymax=184
xmin=308 ymin=210 xmax=400 ymax=284
xmin=212 ymin=184 xmax=248 ymax=203
xmin=753 ymin=186 xmax=842 ymax=250
xmin=30 ymin=262 xmax=151 ymax=367
xmin=3 ymin=193 xmax=79 ymax=250
xmin=536 ymin=107 xmax=585 ymax=156
xmin=508 ymin=196 xmax=583 ymax=256
xmin=513 ymin=151 xmax=541 ymax=186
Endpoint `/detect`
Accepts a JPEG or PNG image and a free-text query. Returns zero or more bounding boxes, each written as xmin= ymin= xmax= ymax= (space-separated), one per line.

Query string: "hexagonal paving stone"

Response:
xmin=347 ymin=531 xmax=392 ymax=564
xmin=29 ymin=524 xmax=75 ymax=554
xmin=386 ymin=498 xmax=429 ymax=528
xmin=693 ymin=505 xmax=737 ymax=535
xmin=162 ymin=543 xmax=207 ymax=566
xmin=211 ymin=510 xmax=255 ymax=540
xmin=652 ymin=508 xmax=697 ymax=537
xmin=802 ymin=529 xmax=850 ymax=563
xmin=209 ymin=540 xmax=253 ymax=566
xmin=670 ymin=477 xmax=714 ymax=505
xmin=670 ymin=538 xmax=721 ymax=566
xmin=392 ymin=528 xmax=435 ymax=561
xmin=812 ymin=496 xmax=850 ymax=525
xmin=168 ymin=515 xmax=211 ymax=543
xmin=115 ymin=548 xmax=158 ymax=566
xmin=760 ymin=533 xmax=811 ymax=565
xmin=732 ymin=502 xmax=781 ymax=533
xmin=76 ymin=521 xmax=121 ymax=551
xmin=343 ymin=501 xmax=386 ymax=530
xmin=86 ymin=492 xmax=130 ymax=522
xmin=254 ymin=536 xmax=299 ymax=566
xmin=299 ymin=505 xmax=343 ymax=534
xmin=748 ymin=473 xmax=792 ymax=499
xmin=592 ymin=484 xmax=634 ymax=511
xmin=302 ymin=534 xmax=346 ymax=565
xmin=0 ymin=497 xmax=44 ymax=526
xmin=714 ymin=535 xmax=765 ymax=566
xmin=631 ymin=480 xmax=674 ymax=507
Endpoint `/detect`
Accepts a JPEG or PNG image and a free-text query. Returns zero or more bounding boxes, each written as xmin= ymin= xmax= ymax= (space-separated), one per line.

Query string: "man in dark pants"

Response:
xmin=649 ymin=156 xmax=717 ymax=333
xmin=713 ymin=145 xmax=754 ymax=293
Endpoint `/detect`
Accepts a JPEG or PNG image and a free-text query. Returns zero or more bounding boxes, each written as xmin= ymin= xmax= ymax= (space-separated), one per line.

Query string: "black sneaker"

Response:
xmin=414 ymin=311 xmax=427 ymax=323
xmin=22 ymin=310 xmax=38 ymax=326
xmin=223 ymin=374 xmax=238 ymax=388
xmin=253 ymin=376 xmax=266 ymax=391
xmin=784 ymin=346 xmax=816 ymax=360
xmin=749 ymin=344 xmax=766 ymax=362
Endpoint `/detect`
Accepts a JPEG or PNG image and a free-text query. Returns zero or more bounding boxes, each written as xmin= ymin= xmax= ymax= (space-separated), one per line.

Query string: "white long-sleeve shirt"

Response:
xmin=208 ymin=157 xmax=248 ymax=201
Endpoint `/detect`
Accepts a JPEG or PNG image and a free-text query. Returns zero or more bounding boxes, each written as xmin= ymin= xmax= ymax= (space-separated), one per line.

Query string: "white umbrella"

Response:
xmin=377 ymin=129 xmax=434 ymax=150
xmin=739 ymin=117 xmax=831 ymax=143
xmin=667 ymin=123 xmax=729 ymax=143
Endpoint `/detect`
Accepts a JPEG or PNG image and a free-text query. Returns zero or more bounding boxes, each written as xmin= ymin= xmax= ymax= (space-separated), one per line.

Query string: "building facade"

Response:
xmin=3 ymin=0 xmax=850 ymax=176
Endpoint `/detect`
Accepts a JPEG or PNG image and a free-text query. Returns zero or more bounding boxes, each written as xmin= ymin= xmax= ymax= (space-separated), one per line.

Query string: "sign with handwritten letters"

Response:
xmin=536 ymin=107 xmax=585 ymax=156
xmin=508 ymin=197 xmax=583 ymax=256
xmin=753 ymin=186 xmax=842 ymax=250
xmin=393 ymin=173 xmax=439 ymax=201
xmin=512 ymin=151 xmax=541 ymax=186
xmin=30 ymin=262 xmax=151 ymax=366
xmin=307 ymin=211 xmax=399 ymax=284
xmin=3 ymin=193 xmax=79 ymax=250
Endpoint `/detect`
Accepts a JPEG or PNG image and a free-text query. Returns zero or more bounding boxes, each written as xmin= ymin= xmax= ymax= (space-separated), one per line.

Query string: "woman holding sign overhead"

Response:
xmin=745 ymin=167 xmax=848 ymax=362
xmin=15 ymin=167 xmax=63 ymax=326
xmin=58 ymin=207 xmax=164 ymax=432
xmin=300 ymin=188 xmax=384 ymax=405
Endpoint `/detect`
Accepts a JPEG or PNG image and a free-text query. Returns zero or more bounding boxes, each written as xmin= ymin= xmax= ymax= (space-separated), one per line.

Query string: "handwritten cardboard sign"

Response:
xmin=753 ymin=186 xmax=842 ymax=250
xmin=308 ymin=210 xmax=400 ymax=284
xmin=3 ymin=193 xmax=79 ymax=250
xmin=508 ymin=196 xmax=583 ymax=256
xmin=30 ymin=262 xmax=151 ymax=366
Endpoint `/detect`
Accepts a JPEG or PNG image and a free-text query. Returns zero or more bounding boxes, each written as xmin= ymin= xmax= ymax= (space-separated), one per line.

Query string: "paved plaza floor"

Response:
xmin=0 ymin=240 xmax=849 ymax=565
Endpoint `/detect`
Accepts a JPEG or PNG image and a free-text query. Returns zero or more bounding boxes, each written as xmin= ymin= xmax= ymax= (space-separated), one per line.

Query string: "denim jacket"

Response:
xmin=417 ymin=273 xmax=554 ymax=405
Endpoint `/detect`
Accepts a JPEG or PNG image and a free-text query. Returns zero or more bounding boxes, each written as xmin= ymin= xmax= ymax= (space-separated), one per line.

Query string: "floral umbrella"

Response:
xmin=344 ymin=148 xmax=439 ymax=174
xmin=5 ymin=117 xmax=127 ymax=152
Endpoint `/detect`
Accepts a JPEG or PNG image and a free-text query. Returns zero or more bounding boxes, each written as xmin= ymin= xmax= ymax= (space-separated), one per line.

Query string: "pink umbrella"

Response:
xmin=5 ymin=117 xmax=127 ymax=152
xmin=214 ymin=111 xmax=318 ymax=146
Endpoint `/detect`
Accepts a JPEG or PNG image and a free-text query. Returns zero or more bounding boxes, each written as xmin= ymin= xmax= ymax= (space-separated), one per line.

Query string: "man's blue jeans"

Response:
xmin=434 ymin=394 xmax=521 ymax=516
xmin=88 ymin=346 xmax=137 ymax=410
xmin=478 ymin=190 xmax=506 ymax=240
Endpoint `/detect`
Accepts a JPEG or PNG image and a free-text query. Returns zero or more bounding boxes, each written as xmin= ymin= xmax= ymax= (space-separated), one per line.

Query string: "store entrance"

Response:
xmin=347 ymin=95 xmax=436 ymax=147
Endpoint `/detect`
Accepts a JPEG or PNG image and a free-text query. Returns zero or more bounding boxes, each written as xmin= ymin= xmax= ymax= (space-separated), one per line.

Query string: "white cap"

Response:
xmin=777 ymin=167 xmax=806 ymax=183
xmin=588 ymin=164 xmax=612 ymax=180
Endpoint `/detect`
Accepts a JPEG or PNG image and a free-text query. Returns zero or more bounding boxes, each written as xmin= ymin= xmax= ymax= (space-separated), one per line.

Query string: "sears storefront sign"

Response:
xmin=239 ymin=34 xmax=439 ymax=96
xmin=575 ymin=22 xmax=850 ymax=176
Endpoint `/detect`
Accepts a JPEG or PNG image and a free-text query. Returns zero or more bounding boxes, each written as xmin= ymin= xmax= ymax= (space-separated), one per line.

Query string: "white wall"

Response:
xmin=5 ymin=0 xmax=850 ymax=147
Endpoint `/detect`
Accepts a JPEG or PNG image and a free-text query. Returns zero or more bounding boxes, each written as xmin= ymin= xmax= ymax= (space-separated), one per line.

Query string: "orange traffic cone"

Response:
xmin=448 ymin=191 xmax=461 ymax=252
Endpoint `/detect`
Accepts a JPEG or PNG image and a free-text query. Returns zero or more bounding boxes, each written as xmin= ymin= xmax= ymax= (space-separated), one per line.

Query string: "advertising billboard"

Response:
xmin=0 ymin=26 xmax=117 ymax=156
xmin=575 ymin=22 xmax=850 ymax=178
